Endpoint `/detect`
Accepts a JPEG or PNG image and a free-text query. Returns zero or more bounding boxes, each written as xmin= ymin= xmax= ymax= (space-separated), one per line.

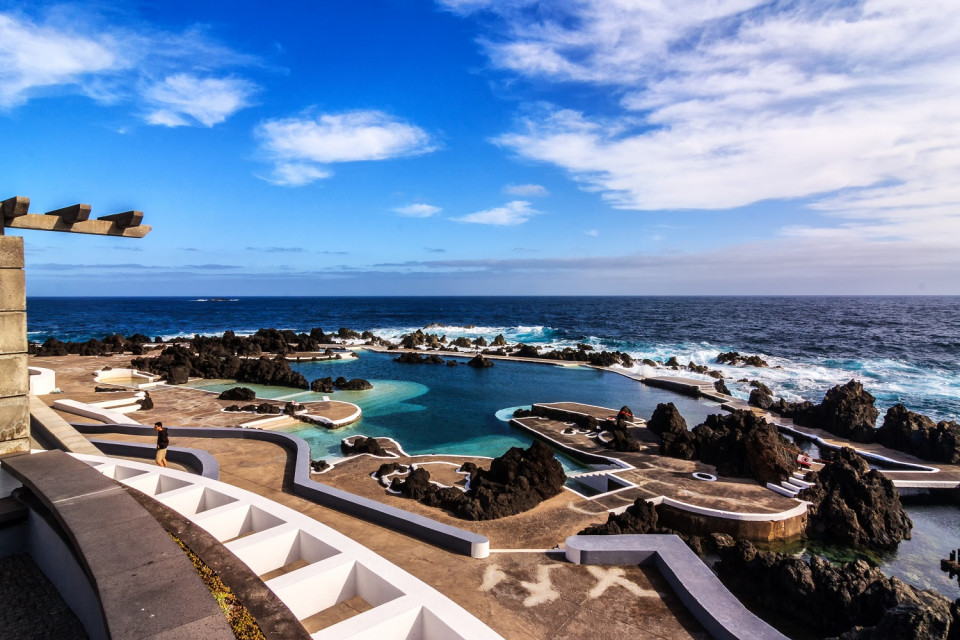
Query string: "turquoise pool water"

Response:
xmin=188 ymin=350 xmax=721 ymax=467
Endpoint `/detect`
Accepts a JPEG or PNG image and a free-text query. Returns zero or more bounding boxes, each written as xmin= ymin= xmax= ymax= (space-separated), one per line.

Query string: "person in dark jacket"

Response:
xmin=154 ymin=421 xmax=169 ymax=468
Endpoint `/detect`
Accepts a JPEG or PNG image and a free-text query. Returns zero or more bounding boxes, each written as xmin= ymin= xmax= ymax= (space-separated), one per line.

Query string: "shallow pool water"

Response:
xmin=189 ymin=350 xmax=721 ymax=466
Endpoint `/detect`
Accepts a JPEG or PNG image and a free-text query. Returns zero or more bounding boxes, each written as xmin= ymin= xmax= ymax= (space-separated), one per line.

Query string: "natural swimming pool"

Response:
xmin=187 ymin=350 xmax=721 ymax=467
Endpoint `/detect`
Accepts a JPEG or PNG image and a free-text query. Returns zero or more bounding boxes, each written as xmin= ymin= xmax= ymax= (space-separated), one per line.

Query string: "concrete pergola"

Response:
xmin=0 ymin=195 xmax=150 ymax=456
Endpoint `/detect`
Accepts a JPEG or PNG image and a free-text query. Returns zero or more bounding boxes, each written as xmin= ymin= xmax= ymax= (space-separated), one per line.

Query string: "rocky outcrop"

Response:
xmin=340 ymin=437 xmax=388 ymax=457
xmin=877 ymin=404 xmax=960 ymax=465
xmin=578 ymin=498 xmax=659 ymax=535
xmin=769 ymin=380 xmax=880 ymax=443
xmin=218 ymin=387 xmax=256 ymax=401
xmin=456 ymin=440 xmax=565 ymax=520
xmin=310 ymin=459 xmax=329 ymax=472
xmin=748 ymin=382 xmax=774 ymax=409
xmin=800 ymin=447 xmax=912 ymax=550
xmin=714 ymin=379 xmax=731 ymax=395
xmin=693 ymin=411 xmax=798 ymax=485
xmin=334 ymin=377 xmax=373 ymax=390
xmin=714 ymin=539 xmax=958 ymax=639
xmin=467 ymin=354 xmax=493 ymax=368
xmin=391 ymin=441 xmax=565 ymax=520
xmin=311 ymin=377 xmax=334 ymax=393
xmin=375 ymin=462 xmax=408 ymax=478
xmin=716 ymin=351 xmax=769 ymax=367
xmin=604 ymin=406 xmax=641 ymax=452
xmin=394 ymin=352 xmax=445 ymax=365
xmin=647 ymin=403 xmax=688 ymax=436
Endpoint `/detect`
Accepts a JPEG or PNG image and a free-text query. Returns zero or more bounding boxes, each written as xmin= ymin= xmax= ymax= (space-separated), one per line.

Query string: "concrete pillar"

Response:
xmin=0 ymin=235 xmax=29 ymax=456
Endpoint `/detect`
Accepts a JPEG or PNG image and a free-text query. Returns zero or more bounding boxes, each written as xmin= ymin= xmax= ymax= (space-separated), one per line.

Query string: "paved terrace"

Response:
xmin=69 ymin=428 xmax=709 ymax=639
xmin=516 ymin=403 xmax=805 ymax=523
xmin=31 ymin=355 xmax=360 ymax=429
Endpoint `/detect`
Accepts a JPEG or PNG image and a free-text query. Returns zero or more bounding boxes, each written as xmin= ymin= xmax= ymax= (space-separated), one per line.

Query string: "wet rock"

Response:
xmin=310 ymin=377 xmax=334 ymax=393
xmin=341 ymin=436 xmax=388 ymax=457
xmin=394 ymin=352 xmax=445 ymax=365
xmin=714 ymin=540 xmax=957 ymax=639
xmin=665 ymin=356 xmax=681 ymax=368
xmin=714 ymin=379 xmax=731 ymax=395
xmin=492 ymin=334 xmax=508 ymax=347
xmin=641 ymin=358 xmax=658 ymax=367
xmin=799 ymin=447 xmax=912 ymax=550
xmin=467 ymin=354 xmax=494 ymax=368
xmin=336 ymin=378 xmax=373 ymax=390
xmin=877 ymin=404 xmax=960 ymax=464
xmin=748 ymin=382 xmax=775 ymax=409
xmin=716 ymin=351 xmax=769 ymax=367
xmin=218 ymin=387 xmax=256 ymax=401
xmin=688 ymin=361 xmax=709 ymax=374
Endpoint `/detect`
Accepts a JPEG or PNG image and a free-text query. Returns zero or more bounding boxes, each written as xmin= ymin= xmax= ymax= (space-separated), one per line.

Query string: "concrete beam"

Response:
xmin=45 ymin=203 xmax=91 ymax=224
xmin=0 ymin=196 xmax=29 ymax=220
xmin=96 ymin=210 xmax=142 ymax=228
xmin=4 ymin=214 xmax=150 ymax=238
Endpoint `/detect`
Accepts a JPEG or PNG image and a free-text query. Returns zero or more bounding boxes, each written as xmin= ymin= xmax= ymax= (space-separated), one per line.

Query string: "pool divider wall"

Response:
xmin=71 ymin=422 xmax=490 ymax=558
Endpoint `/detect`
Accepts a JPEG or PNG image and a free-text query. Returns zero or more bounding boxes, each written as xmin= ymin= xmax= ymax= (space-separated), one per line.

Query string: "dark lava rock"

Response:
xmin=660 ymin=429 xmax=698 ymax=459
xmin=688 ymin=361 xmax=709 ymax=374
xmin=446 ymin=360 xmax=458 ymax=367
xmin=716 ymin=351 xmax=769 ymax=367
xmin=467 ymin=354 xmax=494 ymax=368
xmin=641 ymin=358 xmax=658 ymax=367
xmin=255 ymin=402 xmax=281 ymax=414
xmin=492 ymin=334 xmax=508 ymax=347
xmin=606 ymin=429 xmax=642 ymax=452
xmin=136 ymin=392 xmax=154 ymax=411
xmin=579 ymin=498 xmax=659 ymax=535
xmin=647 ymin=403 xmax=688 ymax=436
xmin=391 ymin=467 xmax=432 ymax=500
xmin=799 ymin=447 xmax=912 ymax=550
xmin=748 ymin=382 xmax=775 ymax=409
xmin=375 ymin=462 xmax=408 ymax=478
xmin=459 ymin=462 xmax=478 ymax=474
xmin=615 ymin=406 xmax=634 ymax=429
xmin=336 ymin=378 xmax=373 ymax=390
xmin=714 ymin=539 xmax=958 ymax=639
xmin=310 ymin=459 xmax=329 ymax=472
xmin=714 ymin=379 xmax=731 ymax=395
xmin=224 ymin=405 xmax=241 ymax=412
xmin=665 ymin=356 xmax=681 ymax=368
xmin=94 ymin=386 xmax=124 ymax=393
xmin=394 ymin=352 xmax=445 ymax=365
xmin=240 ymin=404 xmax=259 ymax=412
xmin=310 ymin=377 xmax=334 ymax=393
xmin=218 ymin=387 xmax=256 ymax=401
xmin=341 ymin=436 xmax=388 ymax=457
xmin=877 ymin=404 xmax=960 ymax=464
xmin=455 ymin=440 xmax=565 ymax=520
xmin=816 ymin=380 xmax=880 ymax=442
xmin=693 ymin=410 xmax=798 ymax=485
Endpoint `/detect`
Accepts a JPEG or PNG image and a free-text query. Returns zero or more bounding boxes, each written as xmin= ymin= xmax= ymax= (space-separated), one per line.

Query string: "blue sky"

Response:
xmin=3 ymin=0 xmax=959 ymax=295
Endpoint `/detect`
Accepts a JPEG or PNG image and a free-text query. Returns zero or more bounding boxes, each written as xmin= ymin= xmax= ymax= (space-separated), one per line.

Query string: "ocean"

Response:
xmin=26 ymin=295 xmax=960 ymax=597
xmin=27 ymin=295 xmax=960 ymax=423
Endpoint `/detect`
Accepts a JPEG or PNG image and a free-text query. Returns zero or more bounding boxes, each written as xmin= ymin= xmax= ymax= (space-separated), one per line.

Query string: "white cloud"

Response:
xmin=0 ymin=9 xmax=256 ymax=125
xmin=0 ymin=13 xmax=121 ymax=107
xmin=454 ymin=200 xmax=538 ymax=225
xmin=264 ymin=163 xmax=333 ymax=187
xmin=463 ymin=1 xmax=960 ymax=247
xmin=504 ymin=183 xmax=549 ymax=197
xmin=394 ymin=203 xmax=442 ymax=218
xmin=144 ymin=74 xmax=256 ymax=127
xmin=256 ymin=110 xmax=435 ymax=186
xmin=584 ymin=229 xmax=598 ymax=237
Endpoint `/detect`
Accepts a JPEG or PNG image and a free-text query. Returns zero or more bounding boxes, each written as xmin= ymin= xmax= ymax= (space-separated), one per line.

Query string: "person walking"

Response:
xmin=154 ymin=421 xmax=169 ymax=468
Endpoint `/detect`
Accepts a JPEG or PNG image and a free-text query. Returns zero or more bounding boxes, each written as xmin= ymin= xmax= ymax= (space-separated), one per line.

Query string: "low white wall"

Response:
xmin=28 ymin=366 xmax=56 ymax=395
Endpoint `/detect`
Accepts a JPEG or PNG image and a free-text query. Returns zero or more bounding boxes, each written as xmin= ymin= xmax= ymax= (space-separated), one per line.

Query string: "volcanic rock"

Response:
xmin=877 ymin=404 xmax=960 ymax=464
xmin=799 ymin=447 xmax=912 ymax=550
xmin=815 ymin=380 xmax=880 ymax=442
xmin=714 ymin=379 xmax=731 ymax=395
xmin=310 ymin=377 xmax=334 ymax=393
xmin=467 ymin=354 xmax=493 ymax=368
xmin=714 ymin=540 xmax=958 ymax=639
xmin=136 ymin=392 xmax=154 ymax=411
xmin=340 ymin=436 xmax=388 ymax=457
xmin=578 ymin=498 xmax=659 ymax=535
xmin=336 ymin=378 xmax=373 ymax=390
xmin=716 ymin=351 xmax=769 ymax=367
xmin=693 ymin=410 xmax=798 ymax=485
xmin=218 ymin=387 xmax=256 ymax=402
xmin=647 ymin=403 xmax=688 ymax=437
xmin=310 ymin=459 xmax=329 ymax=472
xmin=748 ymin=382 xmax=775 ymax=409
xmin=375 ymin=462 xmax=408 ymax=478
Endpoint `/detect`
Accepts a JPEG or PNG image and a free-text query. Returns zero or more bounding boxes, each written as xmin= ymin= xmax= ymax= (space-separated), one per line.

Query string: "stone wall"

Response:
xmin=0 ymin=236 xmax=28 ymax=455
